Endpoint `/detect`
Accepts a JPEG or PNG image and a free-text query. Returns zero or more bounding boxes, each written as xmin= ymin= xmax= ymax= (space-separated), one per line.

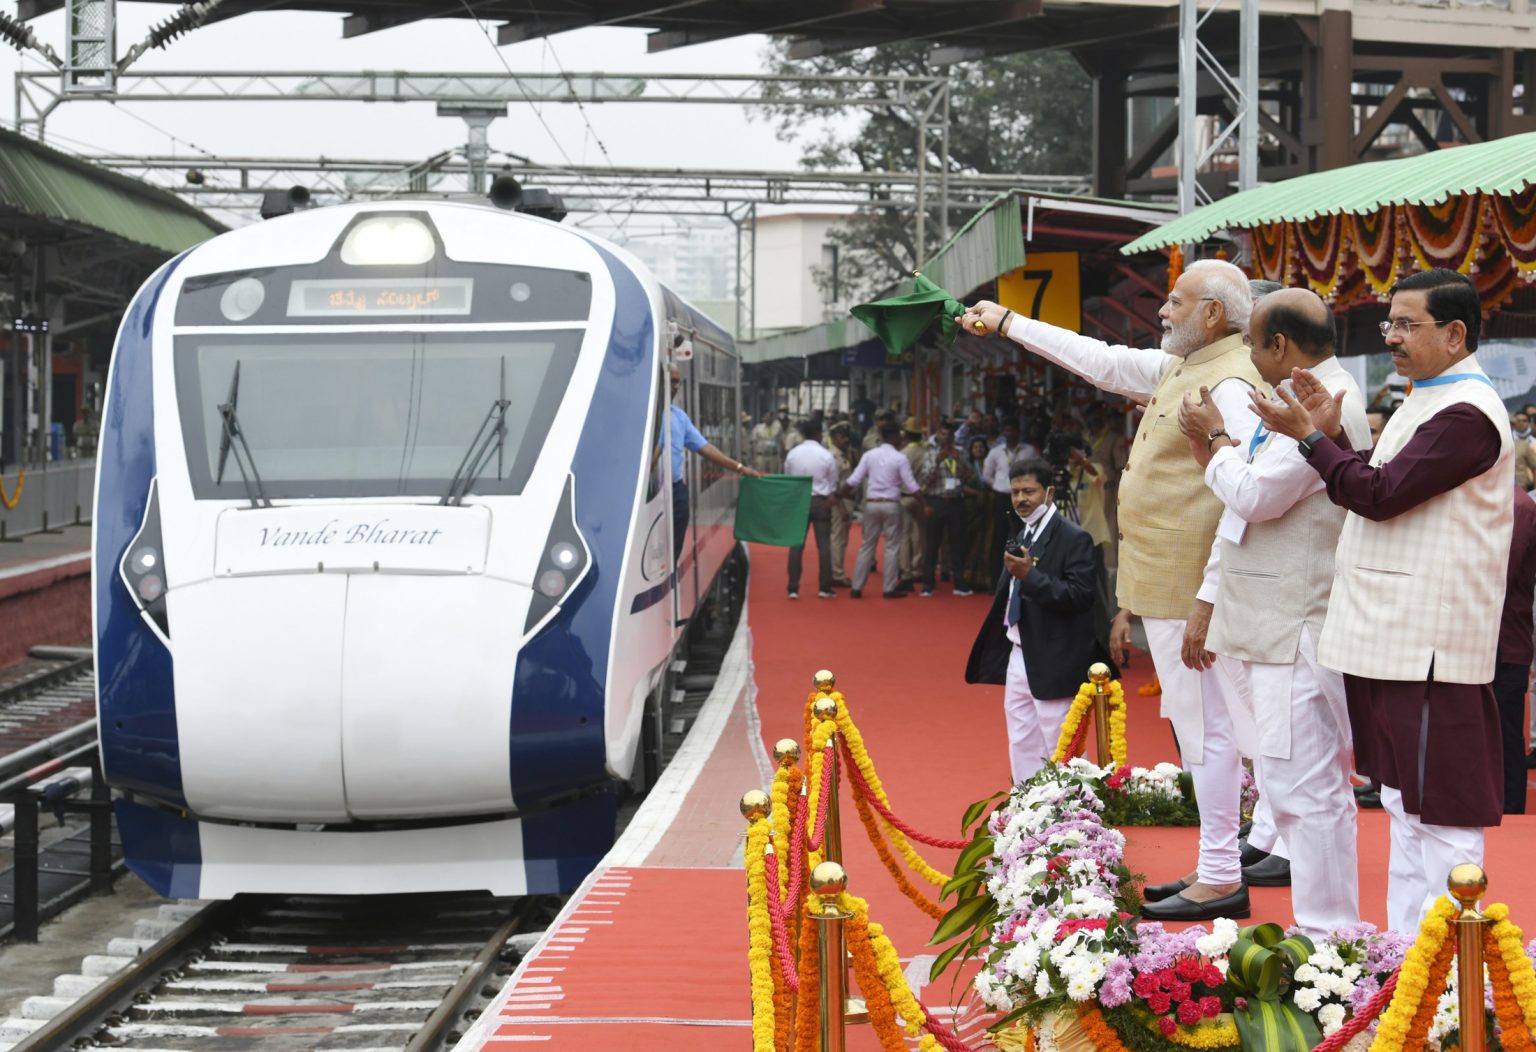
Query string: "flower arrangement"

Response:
xmin=928 ymin=762 xmax=1536 ymax=1052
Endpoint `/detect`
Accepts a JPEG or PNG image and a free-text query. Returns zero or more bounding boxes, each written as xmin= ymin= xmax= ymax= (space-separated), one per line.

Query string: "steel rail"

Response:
xmin=404 ymin=897 xmax=543 ymax=1052
xmin=8 ymin=898 xmax=244 ymax=1052
xmin=0 ymin=657 xmax=92 ymax=706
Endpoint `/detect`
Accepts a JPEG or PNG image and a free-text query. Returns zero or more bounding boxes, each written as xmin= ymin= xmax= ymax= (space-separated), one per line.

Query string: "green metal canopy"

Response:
xmin=0 ymin=127 xmax=223 ymax=254
xmin=1121 ymin=131 xmax=1536 ymax=256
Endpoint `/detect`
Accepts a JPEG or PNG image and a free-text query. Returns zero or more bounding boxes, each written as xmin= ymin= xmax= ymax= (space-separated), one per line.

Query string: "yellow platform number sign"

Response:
xmin=997 ymin=252 xmax=1080 ymax=332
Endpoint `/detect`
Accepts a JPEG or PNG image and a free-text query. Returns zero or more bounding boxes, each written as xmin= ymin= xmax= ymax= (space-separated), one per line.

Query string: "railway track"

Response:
xmin=0 ymin=657 xmax=95 ymax=762
xmin=10 ymin=893 xmax=552 ymax=1052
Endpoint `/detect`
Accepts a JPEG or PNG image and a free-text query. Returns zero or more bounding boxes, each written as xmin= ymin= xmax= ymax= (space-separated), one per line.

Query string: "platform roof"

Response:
xmin=1121 ymin=131 xmax=1536 ymax=255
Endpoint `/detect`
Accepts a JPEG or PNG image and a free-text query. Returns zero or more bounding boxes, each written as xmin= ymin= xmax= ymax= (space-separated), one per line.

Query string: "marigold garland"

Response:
xmin=1051 ymin=680 xmax=1128 ymax=768
xmin=1139 ymin=676 xmax=1161 ymax=697
xmin=1368 ymin=896 xmax=1457 ymax=1052
xmin=846 ymin=760 xmax=946 ymax=918
xmin=1488 ymin=903 xmax=1536 ymax=1037
xmin=847 ymin=911 xmax=907 ymax=1052
xmin=792 ymin=901 xmax=819 ymax=1052
xmin=1158 ymin=1015 xmax=1241 ymax=1049
xmin=0 ymin=471 xmax=23 ymax=511
xmin=804 ymin=719 xmax=836 ymax=849
xmin=832 ymin=698 xmax=950 ymax=886
xmin=1484 ymin=924 xmax=1534 ymax=1052
xmin=830 ymin=890 xmax=940 ymax=1052
xmin=770 ymin=764 xmax=799 ymax=900
xmin=745 ymin=819 xmax=778 ymax=1052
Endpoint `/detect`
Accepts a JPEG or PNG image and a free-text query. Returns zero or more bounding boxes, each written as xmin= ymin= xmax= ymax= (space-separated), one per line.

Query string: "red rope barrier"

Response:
xmin=1066 ymin=712 xmax=1091 ymax=762
xmin=840 ymin=739 xmax=969 ymax=850
xmin=917 ymin=996 xmax=982 ymax=1052
xmin=808 ymin=746 xmax=836 ymax=851
xmin=1312 ymin=969 xmax=1400 ymax=1052
xmin=782 ymin=793 xmax=807 ymax=923
xmin=762 ymin=848 xmax=800 ymax=992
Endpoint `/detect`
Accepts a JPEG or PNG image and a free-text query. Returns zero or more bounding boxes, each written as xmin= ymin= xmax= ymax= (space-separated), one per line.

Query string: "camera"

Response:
xmin=1004 ymin=537 xmax=1024 ymax=557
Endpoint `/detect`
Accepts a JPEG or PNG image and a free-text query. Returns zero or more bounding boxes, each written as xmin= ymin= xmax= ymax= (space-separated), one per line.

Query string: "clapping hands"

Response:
xmin=1247 ymin=367 xmax=1346 ymax=442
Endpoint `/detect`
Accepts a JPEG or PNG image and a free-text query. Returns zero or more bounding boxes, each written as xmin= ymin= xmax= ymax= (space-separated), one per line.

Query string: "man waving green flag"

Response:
xmin=850 ymin=273 xmax=969 ymax=357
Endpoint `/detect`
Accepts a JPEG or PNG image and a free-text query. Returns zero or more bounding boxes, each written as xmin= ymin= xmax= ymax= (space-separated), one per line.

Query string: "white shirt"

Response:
xmin=1195 ymin=356 xmax=1371 ymax=603
xmin=783 ymin=438 xmax=839 ymax=497
xmin=982 ymin=443 xmax=1031 ymax=493
xmin=1003 ymin=315 xmax=1259 ymax=452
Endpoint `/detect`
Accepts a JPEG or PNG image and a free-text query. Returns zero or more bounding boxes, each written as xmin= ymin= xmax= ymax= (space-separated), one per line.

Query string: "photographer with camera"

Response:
xmin=965 ymin=459 xmax=1118 ymax=782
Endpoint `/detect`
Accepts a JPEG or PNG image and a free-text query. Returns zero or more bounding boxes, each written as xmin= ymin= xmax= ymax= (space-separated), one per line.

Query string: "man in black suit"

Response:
xmin=966 ymin=459 xmax=1117 ymax=782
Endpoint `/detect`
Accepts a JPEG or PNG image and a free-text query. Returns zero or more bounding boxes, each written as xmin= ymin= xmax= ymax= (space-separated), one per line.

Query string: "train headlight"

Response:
xmin=523 ymin=474 xmax=592 ymax=637
xmin=119 ymin=479 xmax=171 ymax=643
xmin=340 ymin=216 xmax=436 ymax=266
xmin=219 ymin=278 xmax=265 ymax=322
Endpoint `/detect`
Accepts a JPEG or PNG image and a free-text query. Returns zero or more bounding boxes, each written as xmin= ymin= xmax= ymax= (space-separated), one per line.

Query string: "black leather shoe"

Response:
xmin=1353 ymin=782 xmax=1379 ymax=799
xmin=1238 ymin=820 xmax=1252 ymax=839
xmin=1141 ymin=886 xmax=1251 ymax=921
xmin=1357 ymin=789 xmax=1382 ymax=809
xmin=849 ymin=589 xmax=862 ymax=599
xmin=1239 ymin=840 xmax=1270 ymax=868
xmin=1142 ymin=878 xmax=1190 ymax=903
xmin=882 ymin=591 xmax=909 ymax=599
xmin=1242 ymin=854 xmax=1291 ymax=887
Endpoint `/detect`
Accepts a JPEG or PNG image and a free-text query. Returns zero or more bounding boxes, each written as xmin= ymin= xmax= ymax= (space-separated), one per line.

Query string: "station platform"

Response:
xmin=454 ymin=534 xmax=1536 ymax=1052
xmin=0 ymin=524 xmax=92 ymax=669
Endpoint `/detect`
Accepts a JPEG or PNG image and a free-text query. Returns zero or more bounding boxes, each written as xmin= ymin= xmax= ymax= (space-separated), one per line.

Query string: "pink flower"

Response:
xmin=1148 ymin=994 xmax=1172 ymax=1015
xmin=1200 ymin=997 xmax=1222 ymax=1018
xmin=1234 ymin=997 xmax=1249 ymax=1011
xmin=1202 ymin=966 xmax=1225 ymax=987
xmin=1170 ymin=981 xmax=1193 ymax=1003
xmin=1159 ymin=1017 xmax=1178 ymax=1036
xmin=1178 ymin=1001 xmax=1203 ymax=1026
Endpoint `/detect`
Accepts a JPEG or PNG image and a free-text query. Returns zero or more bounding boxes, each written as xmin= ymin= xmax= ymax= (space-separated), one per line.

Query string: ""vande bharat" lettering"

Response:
xmin=256 ymin=520 xmax=445 ymax=547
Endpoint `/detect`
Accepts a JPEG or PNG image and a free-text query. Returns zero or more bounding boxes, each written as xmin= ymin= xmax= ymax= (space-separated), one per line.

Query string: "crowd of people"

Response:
xmin=752 ymin=393 xmax=1128 ymax=602
xmin=946 ymin=263 xmax=1528 ymax=941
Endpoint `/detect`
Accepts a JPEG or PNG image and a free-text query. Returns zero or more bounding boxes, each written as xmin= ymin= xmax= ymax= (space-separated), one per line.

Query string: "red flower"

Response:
xmin=1169 ymin=981 xmax=1193 ymax=1003
xmin=1159 ymin=1016 xmax=1178 ymax=1036
xmin=1178 ymin=1001 xmax=1203 ymax=1026
xmin=1200 ymin=997 xmax=1222 ymax=1018
xmin=1175 ymin=957 xmax=1201 ymax=982
xmin=1133 ymin=974 xmax=1159 ymax=998
xmin=1154 ymin=968 xmax=1177 ymax=988
xmin=1105 ymin=767 xmax=1131 ymax=789
xmin=1148 ymin=994 xmax=1172 ymax=1015
xmin=1234 ymin=997 xmax=1249 ymax=1011
xmin=1202 ymin=966 xmax=1225 ymax=987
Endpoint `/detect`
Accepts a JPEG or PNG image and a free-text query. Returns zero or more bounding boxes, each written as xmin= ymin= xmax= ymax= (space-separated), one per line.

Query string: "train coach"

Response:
xmin=93 ymin=201 xmax=742 ymax=898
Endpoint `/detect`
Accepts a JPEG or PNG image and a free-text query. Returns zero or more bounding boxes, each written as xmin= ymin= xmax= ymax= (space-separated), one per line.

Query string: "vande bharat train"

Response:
xmin=93 ymin=201 xmax=743 ymax=898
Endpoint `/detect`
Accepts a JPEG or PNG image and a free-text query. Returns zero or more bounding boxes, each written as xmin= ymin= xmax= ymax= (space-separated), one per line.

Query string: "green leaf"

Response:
xmin=929 ymin=940 xmax=970 ymax=983
xmin=940 ymin=869 xmax=985 ymax=902
xmin=928 ymin=892 xmax=995 ymax=946
xmin=953 ymin=835 xmax=995 ymax=876
xmin=961 ymin=792 xmax=1005 ymax=835
xmin=986 ymin=1004 xmax=1033 ymax=1034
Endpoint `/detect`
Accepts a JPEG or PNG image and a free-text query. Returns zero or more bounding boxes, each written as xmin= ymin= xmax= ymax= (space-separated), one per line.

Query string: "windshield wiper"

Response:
xmin=216 ymin=361 xmax=272 ymax=509
xmin=441 ymin=359 xmax=510 ymax=507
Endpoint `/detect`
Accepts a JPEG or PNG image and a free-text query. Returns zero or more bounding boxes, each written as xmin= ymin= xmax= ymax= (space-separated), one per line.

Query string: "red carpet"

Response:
xmin=746 ymin=525 xmax=1536 ymax=945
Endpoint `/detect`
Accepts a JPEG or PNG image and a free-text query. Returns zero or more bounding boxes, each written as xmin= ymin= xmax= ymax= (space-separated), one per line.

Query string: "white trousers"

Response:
xmin=1143 ymin=617 xmax=1247 ymax=885
xmin=1381 ymin=786 xmax=1484 ymax=936
xmin=1003 ymin=647 xmax=1073 ymax=784
xmin=1244 ymin=627 xmax=1360 ymax=937
xmin=1245 ymin=765 xmax=1287 ymax=858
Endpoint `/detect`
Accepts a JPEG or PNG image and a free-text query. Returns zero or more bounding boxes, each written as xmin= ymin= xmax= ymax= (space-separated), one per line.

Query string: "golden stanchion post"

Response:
xmin=773 ymin=738 xmax=803 ymax=1037
xmin=813 ymin=687 xmax=843 ymax=866
xmin=1448 ymin=862 xmax=1491 ymax=1052
xmin=1089 ymin=662 xmax=1113 ymax=766
xmin=812 ymin=861 xmax=852 ymax=1052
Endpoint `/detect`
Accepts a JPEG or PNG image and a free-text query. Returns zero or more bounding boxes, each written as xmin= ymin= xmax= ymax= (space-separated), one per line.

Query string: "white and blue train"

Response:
xmin=93 ymin=202 xmax=742 ymax=898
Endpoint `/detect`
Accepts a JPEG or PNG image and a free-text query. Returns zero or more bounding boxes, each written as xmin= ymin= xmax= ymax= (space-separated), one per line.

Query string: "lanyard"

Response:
xmin=1247 ymin=423 xmax=1268 ymax=460
xmin=1411 ymin=372 xmax=1496 ymax=391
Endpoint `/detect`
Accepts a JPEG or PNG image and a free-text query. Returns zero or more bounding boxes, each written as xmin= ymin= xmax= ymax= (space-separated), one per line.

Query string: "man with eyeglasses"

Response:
xmin=959 ymin=259 xmax=1265 ymax=922
xmin=1249 ymin=267 xmax=1514 ymax=935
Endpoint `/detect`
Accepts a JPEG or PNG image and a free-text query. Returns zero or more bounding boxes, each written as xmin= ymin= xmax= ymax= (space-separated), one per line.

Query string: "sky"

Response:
xmin=0 ymin=5 xmax=827 ymax=236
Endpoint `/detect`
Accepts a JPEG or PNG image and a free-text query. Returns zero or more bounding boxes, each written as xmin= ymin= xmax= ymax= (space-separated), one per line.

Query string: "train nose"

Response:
xmin=174 ymin=503 xmax=546 ymax=823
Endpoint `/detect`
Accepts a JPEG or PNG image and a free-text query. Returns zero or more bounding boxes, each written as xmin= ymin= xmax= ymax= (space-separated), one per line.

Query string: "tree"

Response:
xmin=755 ymin=41 xmax=1093 ymax=304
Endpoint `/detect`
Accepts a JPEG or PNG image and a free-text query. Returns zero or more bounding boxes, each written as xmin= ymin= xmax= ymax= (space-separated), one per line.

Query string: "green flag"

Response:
xmin=850 ymin=273 xmax=967 ymax=357
xmin=734 ymin=474 xmax=812 ymax=547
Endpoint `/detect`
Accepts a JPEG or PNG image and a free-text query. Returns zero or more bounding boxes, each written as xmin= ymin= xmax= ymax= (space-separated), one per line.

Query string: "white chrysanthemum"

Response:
xmin=1318 ymin=1003 xmax=1346 ymax=1035
xmin=1293 ymin=963 xmax=1320 ymax=983
xmin=1342 ymin=964 xmax=1362 ymax=983
xmin=1293 ymin=988 xmax=1323 ymax=1013
xmin=1066 ymin=976 xmax=1096 ymax=1001
xmin=1035 ymin=968 xmax=1054 ymax=998
xmin=1196 ymin=917 xmax=1240 ymax=957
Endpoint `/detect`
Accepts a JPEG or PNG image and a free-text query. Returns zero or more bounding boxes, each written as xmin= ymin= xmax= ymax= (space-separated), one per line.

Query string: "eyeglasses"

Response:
xmin=1378 ymin=318 xmax=1450 ymax=337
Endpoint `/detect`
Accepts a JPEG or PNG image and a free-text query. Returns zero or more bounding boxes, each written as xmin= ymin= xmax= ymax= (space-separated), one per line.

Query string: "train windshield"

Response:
xmin=173 ymin=330 xmax=583 ymax=500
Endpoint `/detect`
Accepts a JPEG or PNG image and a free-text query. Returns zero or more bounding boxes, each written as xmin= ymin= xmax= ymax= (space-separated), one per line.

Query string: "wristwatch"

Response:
xmin=1205 ymin=428 xmax=1230 ymax=450
xmin=1297 ymin=430 xmax=1328 ymax=458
